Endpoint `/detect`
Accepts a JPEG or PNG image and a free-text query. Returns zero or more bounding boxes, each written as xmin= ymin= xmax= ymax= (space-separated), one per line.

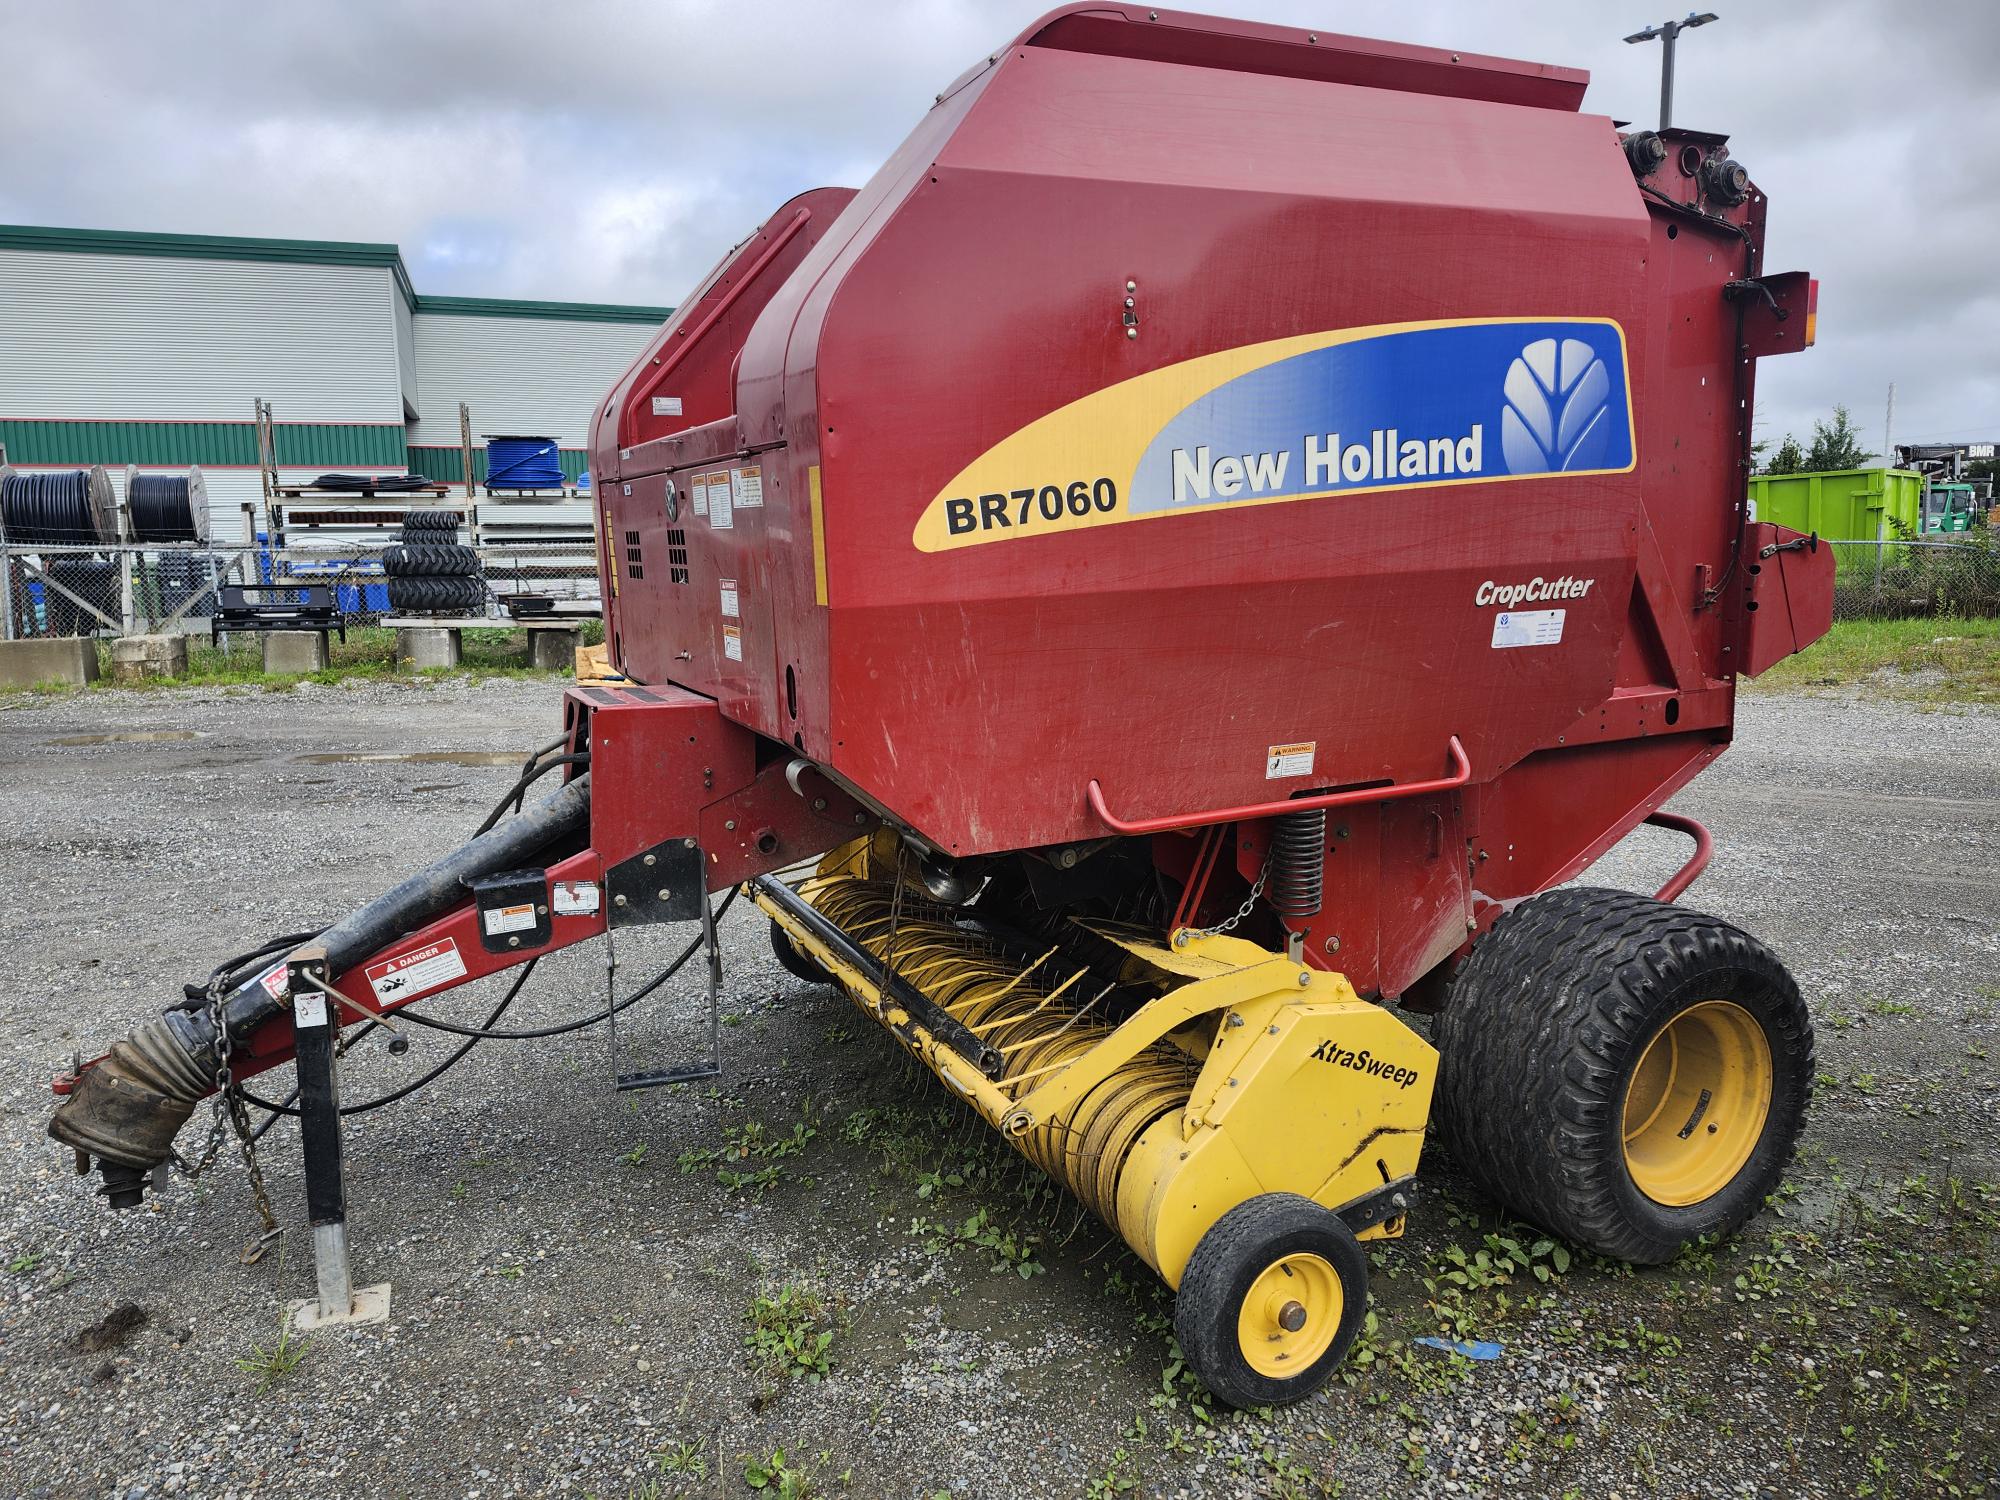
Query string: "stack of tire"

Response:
xmin=383 ymin=510 xmax=485 ymax=615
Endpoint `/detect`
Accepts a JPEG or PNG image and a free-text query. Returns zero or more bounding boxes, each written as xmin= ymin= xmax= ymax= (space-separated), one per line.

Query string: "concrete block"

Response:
xmin=262 ymin=631 xmax=330 ymax=675
xmin=0 ymin=636 xmax=99 ymax=688
xmin=529 ymin=627 xmax=580 ymax=672
xmin=110 ymin=633 xmax=189 ymax=684
xmin=396 ymin=627 xmax=461 ymax=670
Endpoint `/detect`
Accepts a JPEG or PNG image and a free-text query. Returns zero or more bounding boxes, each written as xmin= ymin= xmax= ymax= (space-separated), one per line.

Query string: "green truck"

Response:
xmin=1921 ymin=481 xmax=1983 ymax=534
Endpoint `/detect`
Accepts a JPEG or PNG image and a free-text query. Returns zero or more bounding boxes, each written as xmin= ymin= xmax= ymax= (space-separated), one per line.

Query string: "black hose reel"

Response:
xmin=123 ymin=467 xmax=212 ymax=545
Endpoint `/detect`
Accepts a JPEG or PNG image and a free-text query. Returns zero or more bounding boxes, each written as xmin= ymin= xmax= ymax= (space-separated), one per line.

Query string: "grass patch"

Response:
xmin=1747 ymin=616 xmax=2000 ymax=704
xmin=1 ymin=620 xmax=605 ymax=697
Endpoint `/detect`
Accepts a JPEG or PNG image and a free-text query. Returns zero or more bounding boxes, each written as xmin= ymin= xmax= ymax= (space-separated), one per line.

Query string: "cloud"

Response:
xmin=0 ymin=0 xmax=1992 ymax=446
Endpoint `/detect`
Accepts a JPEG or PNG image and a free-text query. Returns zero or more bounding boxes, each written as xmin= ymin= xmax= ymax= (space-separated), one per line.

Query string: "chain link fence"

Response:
xmin=7 ymin=533 xmax=1994 ymax=643
xmin=0 ymin=539 xmax=602 ymax=641
xmin=1826 ymin=535 xmax=2000 ymax=621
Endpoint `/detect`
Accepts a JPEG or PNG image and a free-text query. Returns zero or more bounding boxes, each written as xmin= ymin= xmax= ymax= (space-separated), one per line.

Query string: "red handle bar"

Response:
xmin=1644 ymin=810 xmax=1713 ymax=902
xmin=1087 ymin=735 xmax=1472 ymax=836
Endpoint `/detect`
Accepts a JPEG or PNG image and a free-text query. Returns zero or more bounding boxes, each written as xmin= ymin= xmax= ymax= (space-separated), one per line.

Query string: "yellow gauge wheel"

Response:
xmin=1622 ymin=999 xmax=1774 ymax=1206
xmin=1174 ymin=1192 xmax=1368 ymax=1408
xmin=1236 ymin=1252 xmax=1343 ymax=1377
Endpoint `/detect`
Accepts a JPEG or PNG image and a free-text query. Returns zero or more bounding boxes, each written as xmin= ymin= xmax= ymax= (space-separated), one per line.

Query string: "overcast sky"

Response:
xmin=2 ymin=1 xmax=1993 ymax=449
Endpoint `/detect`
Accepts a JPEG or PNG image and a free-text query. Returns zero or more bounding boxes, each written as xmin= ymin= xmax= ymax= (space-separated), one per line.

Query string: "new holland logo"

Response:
xmin=1311 ymin=1038 xmax=1423 ymax=1090
xmin=1502 ymin=337 xmax=1616 ymax=475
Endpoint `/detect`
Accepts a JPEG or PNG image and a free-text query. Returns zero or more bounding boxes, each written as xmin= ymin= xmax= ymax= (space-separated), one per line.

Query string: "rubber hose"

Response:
xmin=126 ymin=474 xmax=200 ymax=542
xmin=1 ymin=470 xmax=96 ymax=544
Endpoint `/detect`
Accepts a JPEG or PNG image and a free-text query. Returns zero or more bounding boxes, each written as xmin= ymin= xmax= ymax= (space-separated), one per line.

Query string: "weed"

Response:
xmin=1084 ymin=1448 xmax=1139 ymax=1497
xmin=657 ymin=1440 xmax=707 ymax=1479
xmin=680 ymin=1114 xmax=818 ymax=1194
xmin=907 ymin=1207 xmax=1044 ymax=1278
xmin=235 ymin=1313 xmax=310 ymax=1389
xmin=622 ymin=1142 xmax=649 ymax=1167
xmin=742 ymin=1447 xmax=816 ymax=1498
xmin=7 ymin=1250 xmax=45 ymax=1275
xmin=745 ymin=1284 xmax=839 ymax=1382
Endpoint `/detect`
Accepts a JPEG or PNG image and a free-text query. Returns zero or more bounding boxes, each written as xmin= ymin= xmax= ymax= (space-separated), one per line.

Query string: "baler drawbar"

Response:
xmin=49 ymin=5 xmax=1832 ymax=1406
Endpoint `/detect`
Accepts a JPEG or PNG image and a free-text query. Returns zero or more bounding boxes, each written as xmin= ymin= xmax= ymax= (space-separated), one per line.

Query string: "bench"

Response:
xmin=213 ymin=584 xmax=346 ymax=673
xmin=211 ymin=584 xmax=347 ymax=643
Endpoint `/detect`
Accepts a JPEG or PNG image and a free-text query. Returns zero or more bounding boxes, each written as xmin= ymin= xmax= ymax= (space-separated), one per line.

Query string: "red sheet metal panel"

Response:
xmin=586 ymin=5 xmax=1813 ymax=991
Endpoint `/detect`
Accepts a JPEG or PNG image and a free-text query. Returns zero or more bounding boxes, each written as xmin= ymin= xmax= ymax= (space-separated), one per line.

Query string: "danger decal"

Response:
xmin=364 ymin=938 xmax=468 ymax=1004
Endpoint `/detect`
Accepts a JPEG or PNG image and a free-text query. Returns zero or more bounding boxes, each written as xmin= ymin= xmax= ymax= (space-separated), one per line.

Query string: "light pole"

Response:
xmin=1624 ymin=12 xmax=1718 ymax=130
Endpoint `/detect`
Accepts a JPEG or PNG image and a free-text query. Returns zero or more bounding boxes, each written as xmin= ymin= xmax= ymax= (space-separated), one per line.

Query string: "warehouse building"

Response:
xmin=0 ymin=224 xmax=669 ymax=539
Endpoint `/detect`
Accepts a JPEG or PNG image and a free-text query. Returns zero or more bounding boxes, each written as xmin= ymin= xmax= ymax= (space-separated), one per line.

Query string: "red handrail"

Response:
xmin=1645 ymin=810 xmax=1713 ymax=902
xmin=1087 ymin=735 xmax=1471 ymax=836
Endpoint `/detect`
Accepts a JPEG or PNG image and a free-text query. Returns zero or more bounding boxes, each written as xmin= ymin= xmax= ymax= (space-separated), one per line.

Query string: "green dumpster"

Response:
xmin=1747 ymin=467 xmax=1923 ymax=574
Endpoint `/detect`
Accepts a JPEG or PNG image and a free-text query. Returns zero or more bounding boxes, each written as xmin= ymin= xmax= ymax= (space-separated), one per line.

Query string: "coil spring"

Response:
xmin=800 ymin=876 xmax=1195 ymax=1236
xmin=1268 ymin=808 xmax=1327 ymax=919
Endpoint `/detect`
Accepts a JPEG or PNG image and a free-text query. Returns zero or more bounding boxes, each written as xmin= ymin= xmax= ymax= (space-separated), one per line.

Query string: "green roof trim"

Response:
xmin=0 ymin=225 xmax=671 ymax=321
xmin=0 ymin=224 xmax=416 ymax=302
xmin=409 ymin=444 xmax=591 ymax=483
xmin=413 ymin=294 xmax=671 ymax=325
xmin=1 ymin=418 xmax=406 ymax=469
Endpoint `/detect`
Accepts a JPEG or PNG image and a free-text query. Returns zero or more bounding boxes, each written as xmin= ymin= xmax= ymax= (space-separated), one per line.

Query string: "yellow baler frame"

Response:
xmin=749 ymin=869 xmax=1438 ymax=1287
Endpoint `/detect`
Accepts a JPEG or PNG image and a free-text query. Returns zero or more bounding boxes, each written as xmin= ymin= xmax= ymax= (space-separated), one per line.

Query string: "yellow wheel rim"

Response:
xmin=1237 ymin=1253 xmax=1343 ymax=1378
xmin=1622 ymin=1000 xmax=1773 ymax=1206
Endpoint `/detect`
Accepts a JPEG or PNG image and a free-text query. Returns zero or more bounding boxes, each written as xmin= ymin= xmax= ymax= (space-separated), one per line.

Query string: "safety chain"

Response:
xmin=174 ymin=963 xmax=281 ymax=1261
xmin=1191 ymin=855 xmax=1271 ymax=938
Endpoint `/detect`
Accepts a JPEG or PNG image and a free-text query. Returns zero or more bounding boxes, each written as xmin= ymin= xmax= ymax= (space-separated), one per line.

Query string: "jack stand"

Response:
xmin=285 ymin=948 xmax=391 ymax=1331
xmin=606 ymin=891 xmax=723 ymax=1092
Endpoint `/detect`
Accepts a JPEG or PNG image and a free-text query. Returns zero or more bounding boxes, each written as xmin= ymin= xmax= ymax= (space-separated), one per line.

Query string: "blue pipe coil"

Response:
xmin=484 ymin=435 xmax=565 ymax=490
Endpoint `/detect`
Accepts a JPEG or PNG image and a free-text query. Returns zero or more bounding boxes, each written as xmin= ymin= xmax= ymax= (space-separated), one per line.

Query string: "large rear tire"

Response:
xmin=1433 ymin=886 xmax=1813 ymax=1265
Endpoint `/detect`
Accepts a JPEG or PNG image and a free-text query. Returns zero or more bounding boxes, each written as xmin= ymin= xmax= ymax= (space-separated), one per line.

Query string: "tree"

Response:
xmin=1763 ymin=434 xmax=1806 ymax=474
xmin=1804 ymin=405 xmax=1873 ymax=471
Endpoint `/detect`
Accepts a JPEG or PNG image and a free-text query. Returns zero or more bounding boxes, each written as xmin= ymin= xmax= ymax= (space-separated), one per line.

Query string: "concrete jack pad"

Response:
xmin=529 ymin=627 xmax=580 ymax=672
xmin=397 ymin=627 xmax=461 ymax=670
xmin=287 ymin=1282 xmax=392 ymax=1332
xmin=0 ymin=636 xmax=98 ymax=688
xmin=111 ymin=633 xmax=189 ymax=683
xmin=263 ymin=630 xmax=330 ymax=674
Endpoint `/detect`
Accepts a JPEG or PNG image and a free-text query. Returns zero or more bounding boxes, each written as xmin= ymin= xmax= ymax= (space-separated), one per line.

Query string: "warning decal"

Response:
xmin=731 ymin=465 xmax=764 ymax=509
xmin=365 ymin=938 xmax=469 ymax=1004
xmin=710 ymin=474 xmax=734 ymax=529
xmin=553 ymin=880 xmax=600 ymax=916
xmin=481 ymin=903 xmax=537 ymax=936
xmin=719 ymin=577 xmax=740 ymax=618
xmin=1266 ymin=741 xmax=1316 ymax=780
xmin=722 ymin=623 xmax=744 ymax=662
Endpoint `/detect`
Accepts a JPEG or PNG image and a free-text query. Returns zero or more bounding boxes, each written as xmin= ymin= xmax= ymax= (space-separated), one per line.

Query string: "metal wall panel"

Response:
xmin=394 ymin=288 xmax=420 ymax=418
xmin=406 ymin=312 xmax=656 ymax=449
xmin=0 ymin=249 xmax=406 ymax=424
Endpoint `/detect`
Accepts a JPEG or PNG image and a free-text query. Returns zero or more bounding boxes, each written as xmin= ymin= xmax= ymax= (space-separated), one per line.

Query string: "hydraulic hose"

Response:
xmin=238 ymin=888 xmax=732 ymax=1129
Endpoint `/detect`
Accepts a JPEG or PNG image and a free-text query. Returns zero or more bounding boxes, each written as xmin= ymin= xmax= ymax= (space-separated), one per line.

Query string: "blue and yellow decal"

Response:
xmin=912 ymin=317 xmax=1636 ymax=552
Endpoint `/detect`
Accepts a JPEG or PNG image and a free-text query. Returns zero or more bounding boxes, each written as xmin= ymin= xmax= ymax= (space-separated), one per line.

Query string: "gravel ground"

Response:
xmin=0 ymin=677 xmax=1993 ymax=1500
